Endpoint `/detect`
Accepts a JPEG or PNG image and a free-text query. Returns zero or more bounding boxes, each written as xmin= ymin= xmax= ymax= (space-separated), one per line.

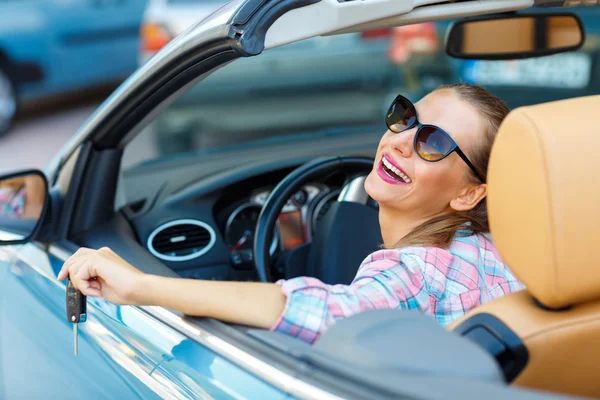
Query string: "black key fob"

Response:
xmin=66 ymin=278 xmax=87 ymax=324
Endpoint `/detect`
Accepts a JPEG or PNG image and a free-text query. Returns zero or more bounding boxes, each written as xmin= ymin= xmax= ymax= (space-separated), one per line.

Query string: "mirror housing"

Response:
xmin=446 ymin=12 xmax=585 ymax=60
xmin=0 ymin=169 xmax=49 ymax=245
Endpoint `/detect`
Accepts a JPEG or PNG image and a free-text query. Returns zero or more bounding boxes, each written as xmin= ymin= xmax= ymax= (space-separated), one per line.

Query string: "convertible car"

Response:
xmin=0 ymin=0 xmax=598 ymax=399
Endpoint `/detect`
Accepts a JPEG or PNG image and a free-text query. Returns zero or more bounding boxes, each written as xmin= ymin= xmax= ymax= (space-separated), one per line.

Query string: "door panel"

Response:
xmin=0 ymin=243 xmax=289 ymax=399
xmin=0 ymin=243 xmax=161 ymax=399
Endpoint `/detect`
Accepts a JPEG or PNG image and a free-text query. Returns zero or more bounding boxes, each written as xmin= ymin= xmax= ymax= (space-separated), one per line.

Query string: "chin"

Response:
xmin=365 ymin=171 xmax=386 ymax=204
xmin=365 ymin=170 xmax=411 ymax=209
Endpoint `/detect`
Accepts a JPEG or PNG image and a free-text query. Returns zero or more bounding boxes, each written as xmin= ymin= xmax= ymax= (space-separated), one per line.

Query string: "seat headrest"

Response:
xmin=488 ymin=95 xmax=600 ymax=309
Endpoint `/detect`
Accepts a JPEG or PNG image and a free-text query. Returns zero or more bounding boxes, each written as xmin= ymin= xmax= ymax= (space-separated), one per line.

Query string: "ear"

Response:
xmin=449 ymin=183 xmax=487 ymax=212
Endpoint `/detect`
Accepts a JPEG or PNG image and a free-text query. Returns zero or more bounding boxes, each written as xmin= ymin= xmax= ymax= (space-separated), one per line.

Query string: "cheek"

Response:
xmin=415 ymin=159 xmax=463 ymax=198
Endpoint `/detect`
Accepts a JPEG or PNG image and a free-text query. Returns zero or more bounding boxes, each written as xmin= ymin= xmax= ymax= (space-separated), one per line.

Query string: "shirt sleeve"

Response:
xmin=270 ymin=249 xmax=437 ymax=344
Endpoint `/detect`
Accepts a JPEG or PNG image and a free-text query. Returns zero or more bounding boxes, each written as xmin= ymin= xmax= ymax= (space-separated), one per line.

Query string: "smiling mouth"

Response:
xmin=380 ymin=157 xmax=412 ymax=184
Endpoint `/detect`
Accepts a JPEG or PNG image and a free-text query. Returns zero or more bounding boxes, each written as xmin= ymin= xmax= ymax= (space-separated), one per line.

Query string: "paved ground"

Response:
xmin=0 ymin=104 xmax=99 ymax=174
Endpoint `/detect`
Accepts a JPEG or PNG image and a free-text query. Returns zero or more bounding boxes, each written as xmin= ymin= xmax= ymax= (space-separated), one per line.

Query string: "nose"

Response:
xmin=388 ymin=127 xmax=415 ymax=158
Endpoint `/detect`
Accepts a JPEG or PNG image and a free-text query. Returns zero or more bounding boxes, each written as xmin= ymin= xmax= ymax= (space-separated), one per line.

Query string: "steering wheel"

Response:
xmin=253 ymin=156 xmax=381 ymax=283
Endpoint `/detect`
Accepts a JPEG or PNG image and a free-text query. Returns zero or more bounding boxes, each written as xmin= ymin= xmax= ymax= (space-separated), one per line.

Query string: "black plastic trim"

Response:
xmin=69 ymin=147 xmax=123 ymax=239
xmin=454 ymin=313 xmax=529 ymax=383
xmin=58 ymin=143 xmax=93 ymax=239
xmin=231 ymin=0 xmax=322 ymax=55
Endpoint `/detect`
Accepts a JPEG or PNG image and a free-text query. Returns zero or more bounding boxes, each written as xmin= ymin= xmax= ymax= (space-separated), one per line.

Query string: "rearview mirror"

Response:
xmin=446 ymin=13 xmax=584 ymax=60
xmin=0 ymin=170 xmax=48 ymax=244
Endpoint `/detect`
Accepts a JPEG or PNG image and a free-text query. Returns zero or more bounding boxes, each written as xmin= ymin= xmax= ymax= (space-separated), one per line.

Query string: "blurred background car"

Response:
xmin=0 ymin=0 xmax=148 ymax=136
xmin=140 ymin=0 xmax=400 ymax=155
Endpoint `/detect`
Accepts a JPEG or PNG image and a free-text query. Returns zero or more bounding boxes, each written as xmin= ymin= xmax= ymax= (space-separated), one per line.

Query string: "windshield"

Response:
xmin=122 ymin=8 xmax=600 ymax=180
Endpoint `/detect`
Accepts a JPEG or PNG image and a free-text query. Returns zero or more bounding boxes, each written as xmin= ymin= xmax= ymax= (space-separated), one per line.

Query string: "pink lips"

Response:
xmin=376 ymin=154 xmax=410 ymax=185
xmin=383 ymin=154 xmax=409 ymax=177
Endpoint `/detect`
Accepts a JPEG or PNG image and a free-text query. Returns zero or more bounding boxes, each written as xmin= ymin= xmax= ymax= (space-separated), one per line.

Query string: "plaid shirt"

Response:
xmin=0 ymin=187 xmax=25 ymax=218
xmin=271 ymin=232 xmax=524 ymax=344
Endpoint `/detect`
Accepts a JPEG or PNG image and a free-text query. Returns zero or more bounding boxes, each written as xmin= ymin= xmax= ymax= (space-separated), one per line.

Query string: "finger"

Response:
xmin=58 ymin=248 xmax=92 ymax=280
xmin=70 ymin=260 xmax=96 ymax=292
xmin=83 ymin=288 xmax=102 ymax=297
xmin=57 ymin=263 xmax=69 ymax=281
xmin=88 ymin=280 xmax=101 ymax=290
xmin=58 ymin=257 xmax=79 ymax=281
xmin=66 ymin=256 xmax=91 ymax=282
xmin=71 ymin=247 xmax=92 ymax=261
xmin=99 ymin=246 xmax=113 ymax=254
xmin=73 ymin=258 xmax=96 ymax=281
xmin=79 ymin=281 xmax=101 ymax=297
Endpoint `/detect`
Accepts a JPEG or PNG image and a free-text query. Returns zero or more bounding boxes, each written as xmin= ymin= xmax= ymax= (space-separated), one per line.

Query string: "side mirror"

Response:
xmin=0 ymin=170 xmax=49 ymax=245
xmin=446 ymin=13 xmax=585 ymax=60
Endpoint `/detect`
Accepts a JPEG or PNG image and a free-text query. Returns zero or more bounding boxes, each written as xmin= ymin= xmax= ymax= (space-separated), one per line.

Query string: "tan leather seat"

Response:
xmin=449 ymin=95 xmax=600 ymax=398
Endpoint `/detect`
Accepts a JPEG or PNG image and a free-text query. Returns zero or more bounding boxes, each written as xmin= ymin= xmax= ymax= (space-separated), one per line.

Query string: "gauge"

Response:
xmin=292 ymin=189 xmax=308 ymax=207
xmin=225 ymin=203 xmax=278 ymax=266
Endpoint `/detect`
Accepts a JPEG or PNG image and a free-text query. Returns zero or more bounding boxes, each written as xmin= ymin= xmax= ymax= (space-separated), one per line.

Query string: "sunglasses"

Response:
xmin=385 ymin=95 xmax=485 ymax=183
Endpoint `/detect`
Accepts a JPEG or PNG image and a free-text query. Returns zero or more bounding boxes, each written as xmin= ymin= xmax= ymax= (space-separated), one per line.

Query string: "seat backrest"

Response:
xmin=450 ymin=95 xmax=600 ymax=398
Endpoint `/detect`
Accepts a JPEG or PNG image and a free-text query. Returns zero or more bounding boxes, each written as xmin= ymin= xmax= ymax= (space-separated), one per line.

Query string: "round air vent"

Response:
xmin=147 ymin=219 xmax=216 ymax=262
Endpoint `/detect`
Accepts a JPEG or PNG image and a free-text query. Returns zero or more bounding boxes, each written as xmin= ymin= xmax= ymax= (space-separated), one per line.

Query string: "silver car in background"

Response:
xmin=137 ymin=0 xmax=399 ymax=156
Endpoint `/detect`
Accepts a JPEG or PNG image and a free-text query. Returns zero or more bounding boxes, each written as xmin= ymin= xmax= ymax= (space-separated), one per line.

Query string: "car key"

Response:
xmin=66 ymin=278 xmax=86 ymax=356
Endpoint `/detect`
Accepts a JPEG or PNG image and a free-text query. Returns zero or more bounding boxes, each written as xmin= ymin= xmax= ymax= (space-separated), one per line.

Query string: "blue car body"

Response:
xmin=0 ymin=244 xmax=287 ymax=399
xmin=0 ymin=0 xmax=148 ymax=102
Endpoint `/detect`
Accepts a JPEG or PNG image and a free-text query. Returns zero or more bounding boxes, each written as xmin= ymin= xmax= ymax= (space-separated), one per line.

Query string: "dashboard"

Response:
xmin=222 ymin=184 xmax=340 ymax=269
xmin=117 ymin=129 xmax=379 ymax=282
xmin=128 ymin=164 xmax=347 ymax=282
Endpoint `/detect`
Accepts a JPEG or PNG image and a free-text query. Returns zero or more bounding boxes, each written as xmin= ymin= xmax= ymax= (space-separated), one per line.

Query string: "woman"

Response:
xmin=58 ymin=83 xmax=525 ymax=344
xmin=0 ymin=175 xmax=45 ymax=219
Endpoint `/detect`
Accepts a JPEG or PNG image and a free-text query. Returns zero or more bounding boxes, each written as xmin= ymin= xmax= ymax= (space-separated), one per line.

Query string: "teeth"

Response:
xmin=382 ymin=157 xmax=411 ymax=183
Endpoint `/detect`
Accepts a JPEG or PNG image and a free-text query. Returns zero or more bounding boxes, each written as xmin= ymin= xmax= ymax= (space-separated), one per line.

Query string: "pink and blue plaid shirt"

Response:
xmin=271 ymin=232 xmax=524 ymax=344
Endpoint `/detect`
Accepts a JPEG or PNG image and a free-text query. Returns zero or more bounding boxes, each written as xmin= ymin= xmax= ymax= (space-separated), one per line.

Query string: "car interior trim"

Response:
xmin=337 ymin=175 xmax=369 ymax=205
xmin=453 ymin=312 xmax=529 ymax=383
xmin=231 ymin=0 xmax=322 ymax=56
xmin=163 ymin=156 xmax=312 ymax=206
xmin=328 ymin=0 xmax=534 ymax=36
xmin=264 ymin=0 xmax=416 ymax=49
xmin=146 ymin=218 xmax=217 ymax=262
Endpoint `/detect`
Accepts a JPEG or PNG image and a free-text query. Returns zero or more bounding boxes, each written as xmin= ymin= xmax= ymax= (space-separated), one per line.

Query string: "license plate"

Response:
xmin=462 ymin=53 xmax=593 ymax=89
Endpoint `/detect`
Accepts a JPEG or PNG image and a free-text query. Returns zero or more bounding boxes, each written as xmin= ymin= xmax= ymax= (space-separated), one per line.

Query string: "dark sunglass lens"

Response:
xmin=386 ymin=97 xmax=417 ymax=133
xmin=416 ymin=127 xmax=453 ymax=161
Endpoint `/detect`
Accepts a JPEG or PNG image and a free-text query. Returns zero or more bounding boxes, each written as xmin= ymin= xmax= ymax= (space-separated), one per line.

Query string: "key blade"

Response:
xmin=73 ymin=323 xmax=78 ymax=356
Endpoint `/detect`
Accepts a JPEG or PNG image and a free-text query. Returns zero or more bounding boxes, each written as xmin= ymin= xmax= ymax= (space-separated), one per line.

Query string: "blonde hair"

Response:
xmin=391 ymin=83 xmax=509 ymax=249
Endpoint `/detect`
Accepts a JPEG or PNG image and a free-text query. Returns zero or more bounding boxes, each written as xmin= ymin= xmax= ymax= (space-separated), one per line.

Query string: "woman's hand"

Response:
xmin=58 ymin=247 xmax=286 ymax=329
xmin=57 ymin=247 xmax=147 ymax=305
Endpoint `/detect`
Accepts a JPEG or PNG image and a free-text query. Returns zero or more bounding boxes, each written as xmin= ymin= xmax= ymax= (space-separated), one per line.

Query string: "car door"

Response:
xmin=0 ymin=152 xmax=287 ymax=399
xmin=42 ymin=0 xmax=146 ymax=93
xmin=0 ymin=242 xmax=159 ymax=399
xmin=0 ymin=239 xmax=288 ymax=399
